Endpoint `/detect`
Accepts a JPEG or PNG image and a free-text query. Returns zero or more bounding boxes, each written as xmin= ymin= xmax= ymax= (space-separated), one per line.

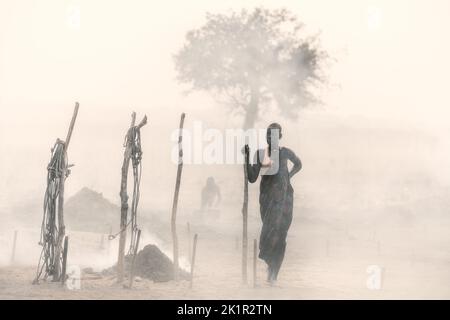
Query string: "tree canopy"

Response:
xmin=175 ymin=7 xmax=328 ymax=128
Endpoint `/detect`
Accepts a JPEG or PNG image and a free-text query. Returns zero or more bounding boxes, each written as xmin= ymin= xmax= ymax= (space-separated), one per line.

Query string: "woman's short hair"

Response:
xmin=267 ymin=123 xmax=282 ymax=139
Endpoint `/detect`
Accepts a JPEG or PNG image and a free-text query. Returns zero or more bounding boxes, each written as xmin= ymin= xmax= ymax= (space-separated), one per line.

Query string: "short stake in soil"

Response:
xmin=190 ymin=234 xmax=198 ymax=289
xmin=253 ymin=238 xmax=257 ymax=288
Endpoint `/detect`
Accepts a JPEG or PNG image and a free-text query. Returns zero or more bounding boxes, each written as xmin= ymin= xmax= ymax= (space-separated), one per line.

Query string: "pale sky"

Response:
xmin=1 ymin=0 xmax=450 ymax=121
xmin=1 ymin=0 xmax=450 ymax=207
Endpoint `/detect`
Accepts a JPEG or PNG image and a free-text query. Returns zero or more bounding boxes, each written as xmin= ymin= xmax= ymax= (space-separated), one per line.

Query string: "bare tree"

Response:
xmin=174 ymin=7 xmax=327 ymax=129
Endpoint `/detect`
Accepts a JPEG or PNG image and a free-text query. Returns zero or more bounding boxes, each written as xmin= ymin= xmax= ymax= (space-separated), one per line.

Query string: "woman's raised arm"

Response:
xmin=245 ymin=145 xmax=261 ymax=183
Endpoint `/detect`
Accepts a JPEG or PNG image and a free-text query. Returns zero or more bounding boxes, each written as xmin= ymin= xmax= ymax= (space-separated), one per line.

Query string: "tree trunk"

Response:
xmin=243 ymin=87 xmax=259 ymax=130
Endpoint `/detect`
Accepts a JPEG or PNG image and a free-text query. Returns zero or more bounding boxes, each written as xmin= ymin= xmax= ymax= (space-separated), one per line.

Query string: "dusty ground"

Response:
xmin=0 ymin=210 xmax=448 ymax=300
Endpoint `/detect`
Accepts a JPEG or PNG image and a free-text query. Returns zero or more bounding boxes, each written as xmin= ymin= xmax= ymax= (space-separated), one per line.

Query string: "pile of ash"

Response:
xmin=104 ymin=244 xmax=189 ymax=282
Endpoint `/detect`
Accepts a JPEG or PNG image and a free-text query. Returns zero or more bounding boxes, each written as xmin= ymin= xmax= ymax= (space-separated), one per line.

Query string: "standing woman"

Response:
xmin=245 ymin=123 xmax=302 ymax=284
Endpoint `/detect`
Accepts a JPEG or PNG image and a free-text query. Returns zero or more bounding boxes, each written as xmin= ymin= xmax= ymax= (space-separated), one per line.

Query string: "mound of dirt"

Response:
xmin=65 ymin=187 xmax=119 ymax=233
xmin=134 ymin=244 xmax=190 ymax=282
xmin=104 ymin=244 xmax=189 ymax=282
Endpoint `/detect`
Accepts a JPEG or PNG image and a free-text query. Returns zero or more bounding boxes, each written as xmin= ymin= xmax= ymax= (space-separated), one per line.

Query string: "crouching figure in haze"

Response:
xmin=245 ymin=123 xmax=302 ymax=285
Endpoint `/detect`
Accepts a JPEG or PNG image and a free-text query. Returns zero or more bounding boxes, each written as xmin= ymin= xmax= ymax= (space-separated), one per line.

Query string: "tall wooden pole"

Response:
xmin=171 ymin=113 xmax=185 ymax=281
xmin=117 ymin=112 xmax=136 ymax=283
xmin=242 ymin=154 xmax=249 ymax=284
xmin=54 ymin=102 xmax=79 ymax=280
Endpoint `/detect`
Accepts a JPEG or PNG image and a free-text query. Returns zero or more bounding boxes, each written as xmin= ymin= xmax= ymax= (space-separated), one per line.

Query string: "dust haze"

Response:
xmin=0 ymin=0 xmax=449 ymax=299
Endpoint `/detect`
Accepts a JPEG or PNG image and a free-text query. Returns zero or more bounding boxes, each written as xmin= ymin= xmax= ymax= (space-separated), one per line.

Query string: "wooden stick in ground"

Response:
xmin=128 ymin=229 xmax=141 ymax=288
xmin=253 ymin=238 xmax=257 ymax=288
xmin=187 ymin=222 xmax=192 ymax=260
xmin=242 ymin=157 xmax=249 ymax=284
xmin=117 ymin=112 xmax=137 ymax=283
xmin=190 ymin=234 xmax=198 ymax=289
xmin=61 ymin=236 xmax=69 ymax=285
xmin=54 ymin=102 xmax=79 ymax=281
xmin=10 ymin=230 xmax=18 ymax=265
xmin=171 ymin=113 xmax=186 ymax=281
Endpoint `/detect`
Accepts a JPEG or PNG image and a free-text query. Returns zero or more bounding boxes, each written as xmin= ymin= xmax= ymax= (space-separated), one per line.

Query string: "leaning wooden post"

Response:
xmin=10 ymin=230 xmax=18 ymax=265
xmin=190 ymin=234 xmax=198 ymax=289
xmin=128 ymin=229 xmax=141 ymax=288
xmin=253 ymin=239 xmax=257 ymax=288
xmin=242 ymin=150 xmax=249 ymax=284
xmin=117 ymin=112 xmax=137 ymax=283
xmin=54 ymin=102 xmax=79 ymax=280
xmin=171 ymin=113 xmax=185 ymax=281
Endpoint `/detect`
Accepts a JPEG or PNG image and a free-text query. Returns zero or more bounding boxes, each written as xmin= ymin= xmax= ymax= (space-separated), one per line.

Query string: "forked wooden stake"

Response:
xmin=171 ymin=113 xmax=186 ymax=281
xmin=190 ymin=234 xmax=198 ymax=289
